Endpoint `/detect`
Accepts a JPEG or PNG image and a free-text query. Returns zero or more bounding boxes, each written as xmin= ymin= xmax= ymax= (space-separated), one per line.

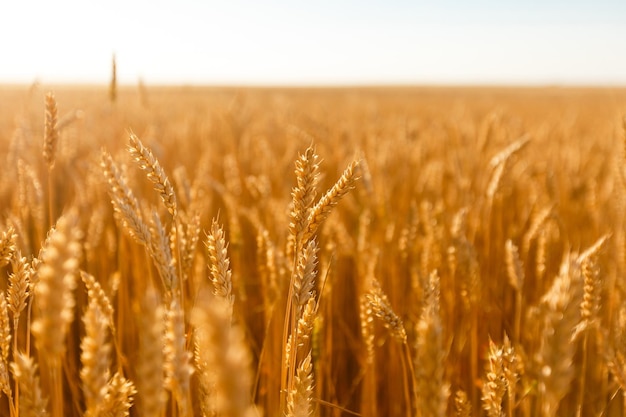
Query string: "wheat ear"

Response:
xmin=43 ymin=93 xmax=59 ymax=227
xmin=481 ymin=338 xmax=506 ymax=417
xmin=31 ymin=213 xmax=81 ymax=417
xmin=11 ymin=352 xmax=48 ymax=417
xmin=287 ymin=352 xmax=315 ymax=417
xmin=100 ymin=372 xmax=136 ymax=417
xmin=301 ymin=159 xmax=360 ymax=245
xmin=365 ymin=278 xmax=407 ymax=343
xmin=289 ymin=145 xmax=320 ymax=253
xmin=206 ymin=219 xmax=235 ymax=315
xmin=128 ymin=132 xmax=177 ymax=216
xmin=101 ymin=150 xmax=152 ymax=247
xmin=0 ymin=227 xmax=17 ymax=268
xmin=80 ymin=271 xmax=114 ymax=329
xmin=455 ymin=390 xmax=472 ymax=417
xmin=80 ymin=300 xmax=111 ymax=417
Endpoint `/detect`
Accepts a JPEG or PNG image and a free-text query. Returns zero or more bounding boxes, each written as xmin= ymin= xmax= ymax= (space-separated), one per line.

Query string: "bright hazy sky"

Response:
xmin=2 ymin=0 xmax=626 ymax=86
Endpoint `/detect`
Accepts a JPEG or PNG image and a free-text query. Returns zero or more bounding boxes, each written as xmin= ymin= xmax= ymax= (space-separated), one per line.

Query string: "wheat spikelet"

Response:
xmin=164 ymin=299 xmax=193 ymax=416
xmin=501 ymin=334 xmax=521 ymax=415
xmin=365 ymin=278 xmax=407 ymax=343
xmin=100 ymin=372 xmax=136 ymax=417
xmin=455 ymin=390 xmax=472 ymax=417
xmin=80 ymin=271 xmax=114 ymax=329
xmin=11 ymin=352 xmax=48 ymax=417
xmin=128 ymin=132 xmax=177 ymax=216
xmin=286 ymin=352 xmax=314 ymax=417
xmin=293 ymin=239 xmax=318 ymax=319
xmin=0 ymin=226 xmax=17 ymax=268
xmin=80 ymin=300 xmax=111 ymax=417
xmin=43 ymin=92 xmax=59 ymax=168
xmin=31 ymin=213 xmax=81 ymax=365
xmin=481 ymin=338 xmax=506 ymax=417
xmin=286 ymin=297 xmax=317 ymax=370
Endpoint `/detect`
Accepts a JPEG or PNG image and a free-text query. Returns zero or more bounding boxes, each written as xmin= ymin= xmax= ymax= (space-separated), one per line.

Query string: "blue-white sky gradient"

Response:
xmin=2 ymin=0 xmax=626 ymax=86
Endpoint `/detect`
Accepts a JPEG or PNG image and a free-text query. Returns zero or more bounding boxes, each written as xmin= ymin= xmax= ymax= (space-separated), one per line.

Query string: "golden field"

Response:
xmin=0 ymin=84 xmax=626 ymax=417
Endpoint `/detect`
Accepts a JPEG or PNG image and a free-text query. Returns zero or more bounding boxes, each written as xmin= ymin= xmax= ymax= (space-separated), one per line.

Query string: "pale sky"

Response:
xmin=2 ymin=0 xmax=626 ymax=86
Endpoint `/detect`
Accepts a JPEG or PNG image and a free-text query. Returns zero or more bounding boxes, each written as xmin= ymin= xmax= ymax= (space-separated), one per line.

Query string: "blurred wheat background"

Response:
xmin=0 ymin=81 xmax=625 ymax=417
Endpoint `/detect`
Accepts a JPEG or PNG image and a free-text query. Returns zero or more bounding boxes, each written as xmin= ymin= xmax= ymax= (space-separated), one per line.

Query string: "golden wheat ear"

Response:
xmin=127 ymin=132 xmax=177 ymax=217
xmin=301 ymin=159 xmax=360 ymax=245
xmin=80 ymin=299 xmax=111 ymax=416
xmin=10 ymin=352 xmax=48 ymax=417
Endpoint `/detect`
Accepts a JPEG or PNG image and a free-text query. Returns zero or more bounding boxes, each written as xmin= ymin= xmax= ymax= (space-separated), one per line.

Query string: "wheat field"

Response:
xmin=0 ymin=83 xmax=626 ymax=417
